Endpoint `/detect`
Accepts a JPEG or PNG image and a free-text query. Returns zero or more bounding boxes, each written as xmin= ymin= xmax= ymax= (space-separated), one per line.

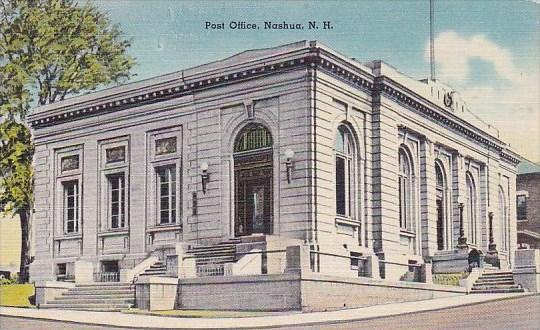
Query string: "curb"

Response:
xmin=1 ymin=293 xmax=538 ymax=329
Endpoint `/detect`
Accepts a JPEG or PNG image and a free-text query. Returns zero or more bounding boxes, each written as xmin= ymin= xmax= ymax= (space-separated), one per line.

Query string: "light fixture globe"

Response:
xmin=200 ymin=162 xmax=209 ymax=172
xmin=284 ymin=148 xmax=295 ymax=161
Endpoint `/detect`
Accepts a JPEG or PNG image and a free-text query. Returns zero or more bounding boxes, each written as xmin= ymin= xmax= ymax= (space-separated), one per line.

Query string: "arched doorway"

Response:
xmin=233 ymin=124 xmax=273 ymax=237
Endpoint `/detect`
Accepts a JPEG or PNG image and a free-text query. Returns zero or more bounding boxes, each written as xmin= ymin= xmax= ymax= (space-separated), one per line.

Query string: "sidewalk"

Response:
xmin=0 ymin=293 xmax=535 ymax=329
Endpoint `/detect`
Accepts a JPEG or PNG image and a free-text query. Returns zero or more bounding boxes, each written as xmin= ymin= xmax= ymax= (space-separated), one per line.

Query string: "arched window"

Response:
xmin=498 ymin=186 xmax=508 ymax=251
xmin=234 ymin=124 xmax=273 ymax=153
xmin=335 ymin=125 xmax=356 ymax=217
xmin=466 ymin=172 xmax=477 ymax=244
xmin=398 ymin=147 xmax=413 ymax=231
xmin=435 ymin=163 xmax=446 ymax=250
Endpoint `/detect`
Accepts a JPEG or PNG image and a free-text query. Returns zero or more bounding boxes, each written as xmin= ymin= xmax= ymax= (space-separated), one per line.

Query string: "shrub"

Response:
xmin=432 ymin=272 xmax=469 ymax=286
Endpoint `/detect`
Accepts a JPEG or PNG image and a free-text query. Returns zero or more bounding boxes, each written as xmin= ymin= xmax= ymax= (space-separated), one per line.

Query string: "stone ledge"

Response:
xmin=300 ymin=273 xmax=466 ymax=293
xmin=135 ymin=276 xmax=178 ymax=285
xmin=180 ymin=273 xmax=300 ymax=285
xmin=34 ymin=281 xmax=75 ymax=289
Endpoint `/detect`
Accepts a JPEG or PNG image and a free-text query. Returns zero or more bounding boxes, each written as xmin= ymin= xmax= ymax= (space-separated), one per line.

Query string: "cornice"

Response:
xmin=500 ymin=151 xmax=521 ymax=166
xmin=27 ymin=45 xmax=517 ymax=165
xmin=28 ymin=55 xmax=312 ymax=128
xmin=373 ymin=76 xmax=507 ymax=154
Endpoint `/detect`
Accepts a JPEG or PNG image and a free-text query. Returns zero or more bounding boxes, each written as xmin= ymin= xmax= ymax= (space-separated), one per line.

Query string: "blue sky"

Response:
xmin=94 ymin=0 xmax=539 ymax=162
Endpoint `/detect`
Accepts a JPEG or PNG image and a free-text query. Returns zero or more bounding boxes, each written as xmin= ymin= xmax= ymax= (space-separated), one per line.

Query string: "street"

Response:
xmin=0 ymin=295 xmax=538 ymax=330
xmin=292 ymin=295 xmax=540 ymax=330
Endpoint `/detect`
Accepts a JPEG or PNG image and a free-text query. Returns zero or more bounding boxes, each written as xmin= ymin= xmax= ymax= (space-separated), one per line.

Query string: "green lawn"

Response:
xmin=0 ymin=284 xmax=35 ymax=307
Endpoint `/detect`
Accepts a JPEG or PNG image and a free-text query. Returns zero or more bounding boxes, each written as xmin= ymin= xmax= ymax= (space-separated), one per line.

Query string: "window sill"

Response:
xmin=98 ymin=230 xmax=129 ymax=237
xmin=399 ymin=229 xmax=416 ymax=238
xmin=517 ymin=219 xmax=528 ymax=222
xmin=54 ymin=234 xmax=82 ymax=241
xmin=335 ymin=216 xmax=360 ymax=227
xmin=147 ymin=224 xmax=182 ymax=233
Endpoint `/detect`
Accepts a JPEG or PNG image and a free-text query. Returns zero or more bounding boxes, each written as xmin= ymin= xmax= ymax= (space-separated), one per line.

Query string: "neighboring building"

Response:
xmin=516 ymin=159 xmax=540 ymax=249
xmin=27 ymin=41 xmax=521 ymax=287
xmin=0 ymin=212 xmax=21 ymax=278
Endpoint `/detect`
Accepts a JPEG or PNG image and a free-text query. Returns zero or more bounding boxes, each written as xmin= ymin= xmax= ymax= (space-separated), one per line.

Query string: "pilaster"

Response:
xmin=420 ymin=138 xmax=437 ymax=257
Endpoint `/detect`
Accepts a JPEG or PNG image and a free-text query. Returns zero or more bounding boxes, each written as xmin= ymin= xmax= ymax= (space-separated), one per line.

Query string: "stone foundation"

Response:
xmin=137 ymin=272 xmax=465 ymax=312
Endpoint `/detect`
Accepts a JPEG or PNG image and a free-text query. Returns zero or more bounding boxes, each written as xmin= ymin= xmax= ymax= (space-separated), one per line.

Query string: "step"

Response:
xmin=472 ymin=284 xmax=521 ymax=289
xmin=189 ymin=246 xmax=236 ymax=253
xmin=480 ymin=272 xmax=513 ymax=276
xmin=75 ymin=282 xmax=132 ymax=287
xmin=478 ymin=275 xmax=514 ymax=280
xmin=73 ymin=284 xmax=133 ymax=290
xmin=48 ymin=298 xmax=135 ymax=304
xmin=145 ymin=267 xmax=166 ymax=272
xmin=191 ymin=252 xmax=236 ymax=259
xmin=58 ymin=293 xmax=134 ymax=300
xmin=476 ymin=278 xmax=514 ymax=284
xmin=64 ymin=289 xmax=135 ymax=296
xmin=69 ymin=287 xmax=134 ymax=292
xmin=40 ymin=307 xmax=130 ymax=312
xmin=148 ymin=266 xmax=166 ymax=270
xmin=470 ymin=288 xmax=525 ymax=294
xmin=475 ymin=280 xmax=516 ymax=286
xmin=40 ymin=303 xmax=133 ymax=310
xmin=141 ymin=270 xmax=166 ymax=274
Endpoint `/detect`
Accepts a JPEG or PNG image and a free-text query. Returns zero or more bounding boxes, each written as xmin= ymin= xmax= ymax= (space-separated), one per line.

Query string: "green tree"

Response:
xmin=1 ymin=0 xmax=135 ymax=282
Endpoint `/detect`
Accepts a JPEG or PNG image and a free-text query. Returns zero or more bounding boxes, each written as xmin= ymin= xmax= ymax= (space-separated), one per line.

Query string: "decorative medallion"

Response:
xmin=155 ymin=137 xmax=177 ymax=155
xmin=61 ymin=155 xmax=79 ymax=172
xmin=443 ymin=92 xmax=453 ymax=108
xmin=106 ymin=146 xmax=126 ymax=163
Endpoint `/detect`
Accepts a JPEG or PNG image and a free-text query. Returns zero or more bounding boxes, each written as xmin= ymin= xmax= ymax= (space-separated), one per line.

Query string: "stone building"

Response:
xmin=28 ymin=41 xmax=522 ymax=309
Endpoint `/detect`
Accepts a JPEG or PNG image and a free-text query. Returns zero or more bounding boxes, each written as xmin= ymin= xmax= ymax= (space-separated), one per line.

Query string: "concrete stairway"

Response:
xmin=188 ymin=240 xmax=238 ymax=276
xmin=39 ymin=282 xmax=135 ymax=311
xmin=471 ymin=268 xmax=525 ymax=294
xmin=139 ymin=260 xmax=167 ymax=277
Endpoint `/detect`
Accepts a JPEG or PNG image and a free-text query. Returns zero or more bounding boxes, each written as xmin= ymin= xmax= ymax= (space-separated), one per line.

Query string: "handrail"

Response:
xmin=309 ymin=250 xmax=368 ymax=261
xmin=379 ymin=260 xmax=422 ymax=268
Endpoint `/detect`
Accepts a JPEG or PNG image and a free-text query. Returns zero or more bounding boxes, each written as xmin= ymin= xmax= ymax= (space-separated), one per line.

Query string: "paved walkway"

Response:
xmin=0 ymin=293 xmax=535 ymax=329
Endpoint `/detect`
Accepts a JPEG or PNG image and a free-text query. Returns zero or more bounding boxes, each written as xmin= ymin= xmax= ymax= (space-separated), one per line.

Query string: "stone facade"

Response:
xmin=27 ymin=41 xmax=520 ymax=284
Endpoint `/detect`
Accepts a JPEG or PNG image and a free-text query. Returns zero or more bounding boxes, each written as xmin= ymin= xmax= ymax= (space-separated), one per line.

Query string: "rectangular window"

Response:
xmin=336 ymin=156 xmax=346 ymax=216
xmin=157 ymin=166 xmax=176 ymax=224
xmin=63 ymin=180 xmax=79 ymax=233
xmin=517 ymin=195 xmax=527 ymax=220
xmin=108 ymin=173 xmax=126 ymax=229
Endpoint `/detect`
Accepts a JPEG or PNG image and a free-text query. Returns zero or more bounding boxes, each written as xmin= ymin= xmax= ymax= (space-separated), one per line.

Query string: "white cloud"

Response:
xmin=424 ymin=31 xmax=540 ymax=162
xmin=425 ymin=31 xmax=521 ymax=83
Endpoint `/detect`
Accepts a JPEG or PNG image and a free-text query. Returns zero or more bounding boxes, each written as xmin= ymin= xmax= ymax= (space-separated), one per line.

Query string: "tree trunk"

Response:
xmin=18 ymin=209 xmax=31 ymax=283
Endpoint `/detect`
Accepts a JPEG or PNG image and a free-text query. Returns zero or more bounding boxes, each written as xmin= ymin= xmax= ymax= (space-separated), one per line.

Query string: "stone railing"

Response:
xmin=94 ymin=271 xmax=120 ymax=282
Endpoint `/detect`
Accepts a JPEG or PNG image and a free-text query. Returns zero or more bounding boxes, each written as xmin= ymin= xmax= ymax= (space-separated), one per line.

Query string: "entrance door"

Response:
xmin=234 ymin=152 xmax=273 ymax=237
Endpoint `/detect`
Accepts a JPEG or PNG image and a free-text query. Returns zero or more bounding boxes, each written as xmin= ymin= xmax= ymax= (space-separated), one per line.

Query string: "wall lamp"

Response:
xmin=200 ymin=162 xmax=209 ymax=194
xmin=285 ymin=148 xmax=295 ymax=183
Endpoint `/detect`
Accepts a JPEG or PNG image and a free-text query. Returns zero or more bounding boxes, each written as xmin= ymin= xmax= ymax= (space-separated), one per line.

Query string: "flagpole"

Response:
xmin=430 ymin=0 xmax=436 ymax=81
